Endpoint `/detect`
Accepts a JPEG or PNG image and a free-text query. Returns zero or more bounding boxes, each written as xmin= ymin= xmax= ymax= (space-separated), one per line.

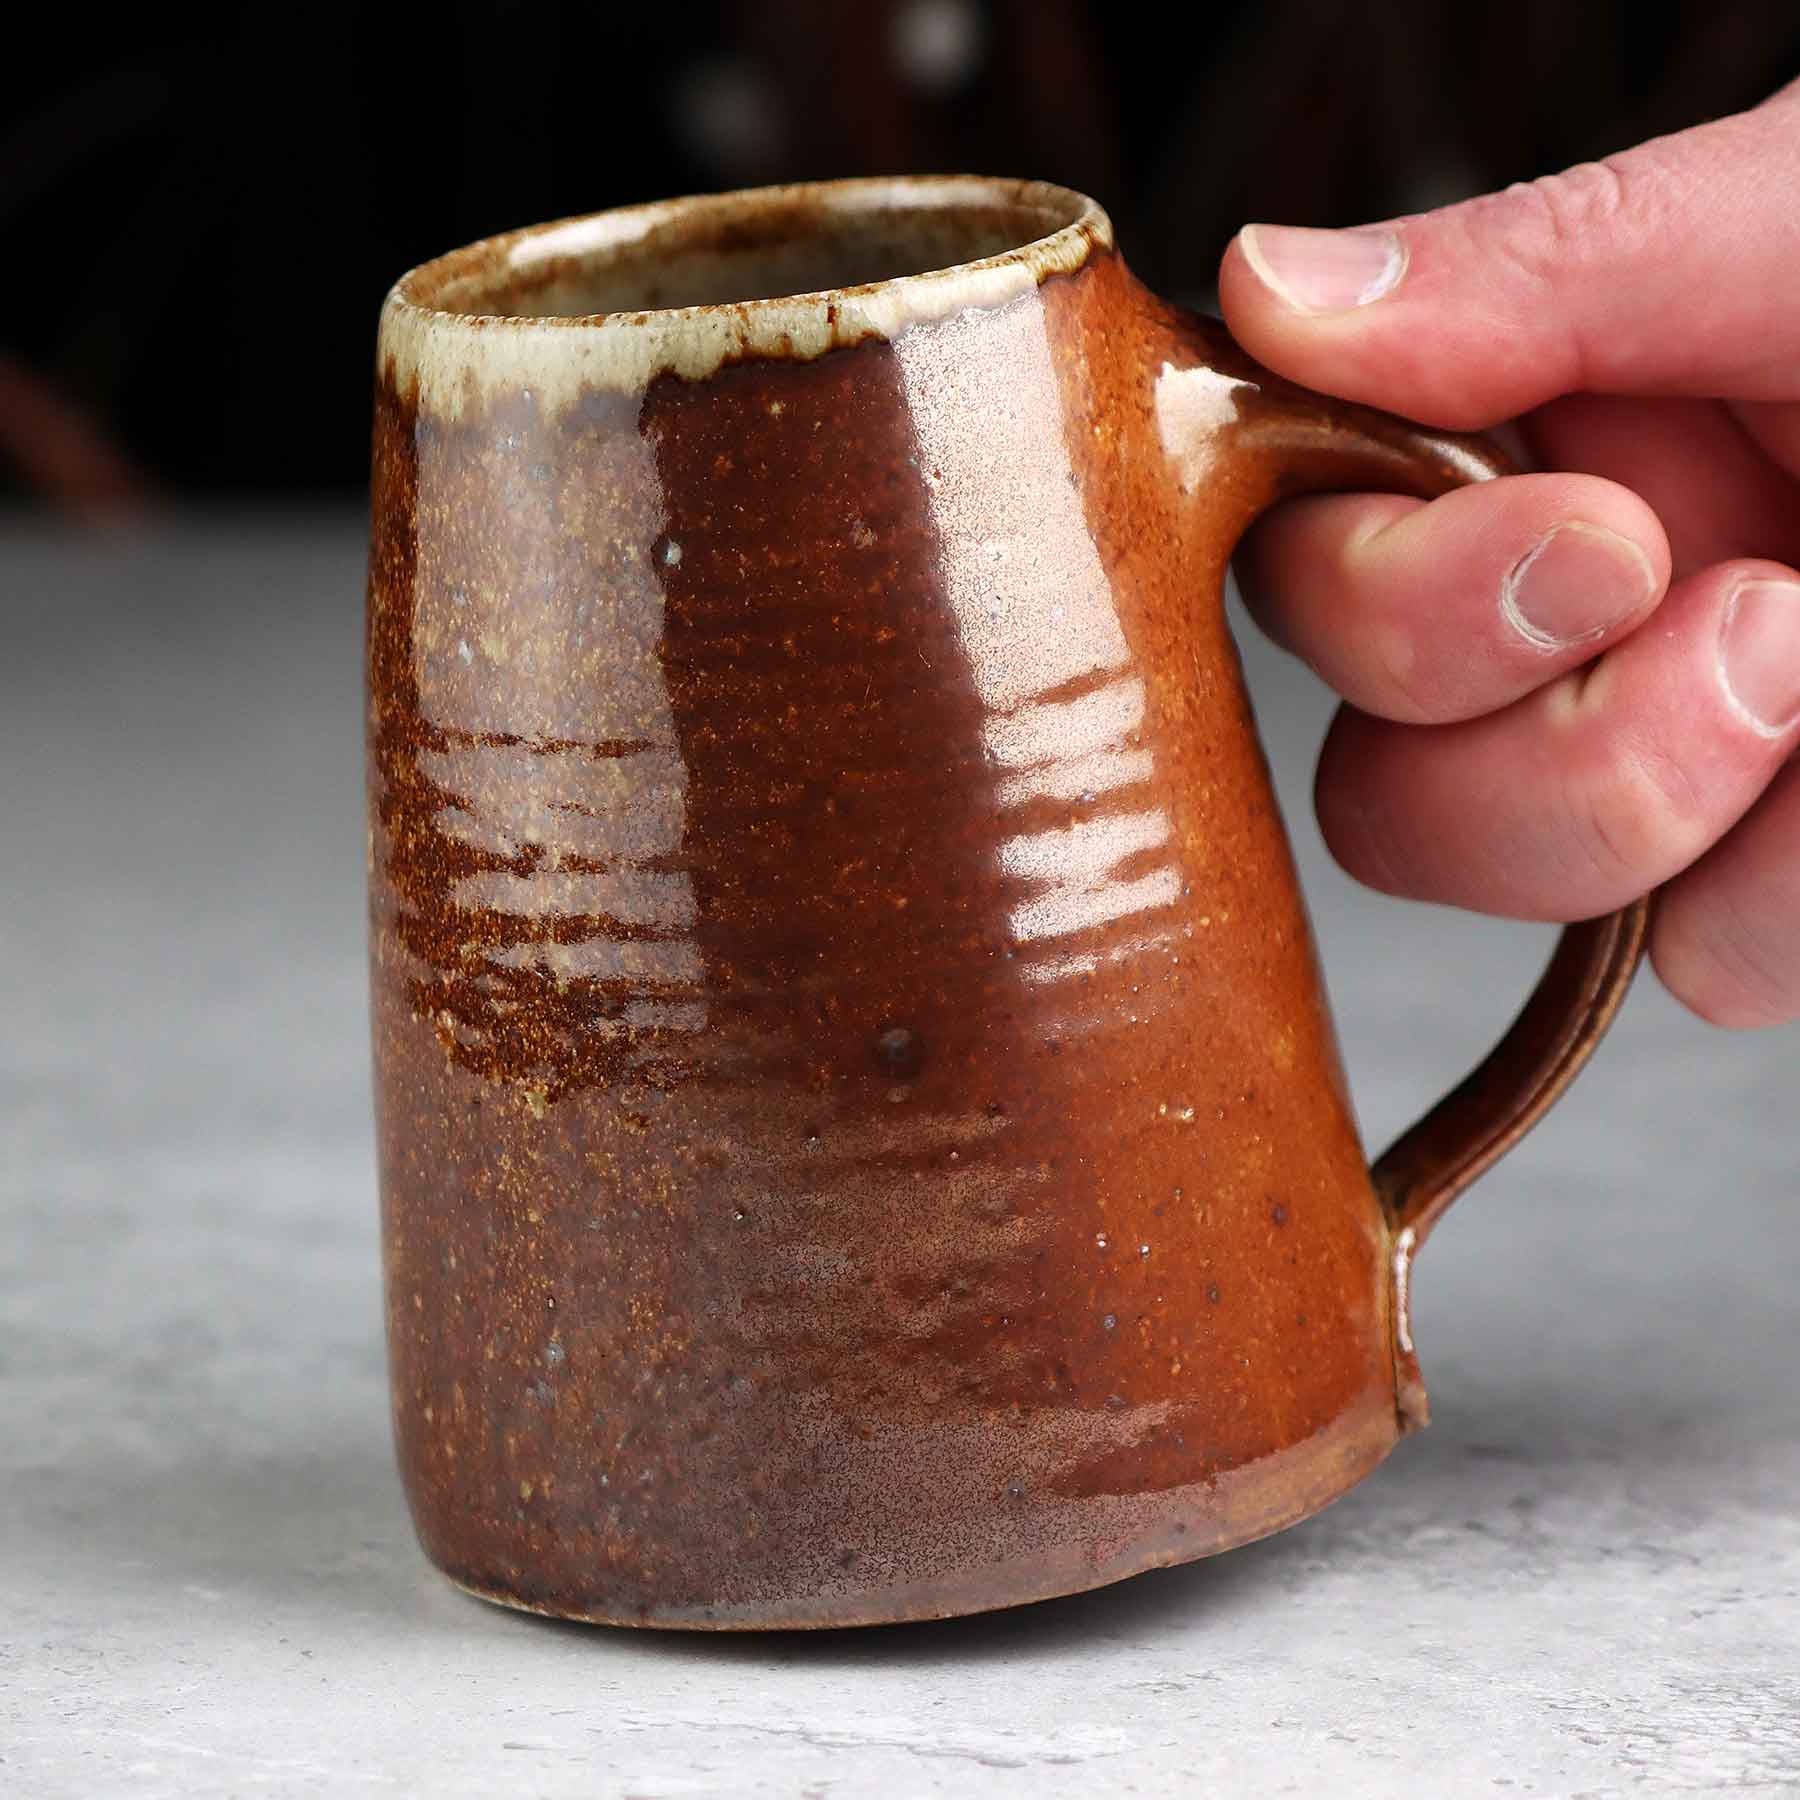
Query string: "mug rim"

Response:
xmin=378 ymin=175 xmax=1115 ymax=410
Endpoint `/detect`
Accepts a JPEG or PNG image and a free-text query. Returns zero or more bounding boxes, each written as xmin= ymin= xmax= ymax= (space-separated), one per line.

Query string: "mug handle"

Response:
xmin=1180 ymin=312 xmax=1652 ymax=1425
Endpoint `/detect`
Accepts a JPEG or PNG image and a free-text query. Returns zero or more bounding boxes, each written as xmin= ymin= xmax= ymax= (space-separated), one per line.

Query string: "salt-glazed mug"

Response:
xmin=367 ymin=176 xmax=1647 ymax=1629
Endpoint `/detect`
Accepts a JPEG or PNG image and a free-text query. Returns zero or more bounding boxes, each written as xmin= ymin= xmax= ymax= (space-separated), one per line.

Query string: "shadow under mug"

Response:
xmin=366 ymin=175 xmax=1646 ymax=1629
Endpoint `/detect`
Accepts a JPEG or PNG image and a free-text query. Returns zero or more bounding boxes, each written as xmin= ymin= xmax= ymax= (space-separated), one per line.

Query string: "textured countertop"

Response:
xmin=4 ymin=517 xmax=1795 ymax=1797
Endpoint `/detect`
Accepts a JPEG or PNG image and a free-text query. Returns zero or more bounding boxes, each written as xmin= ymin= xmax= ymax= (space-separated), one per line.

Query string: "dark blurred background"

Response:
xmin=7 ymin=0 xmax=1800 ymax=514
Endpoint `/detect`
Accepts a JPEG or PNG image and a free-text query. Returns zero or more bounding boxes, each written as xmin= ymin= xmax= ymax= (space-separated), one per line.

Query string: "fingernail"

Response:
xmin=1239 ymin=223 xmax=1405 ymax=313
xmin=1501 ymin=523 xmax=1658 ymax=651
xmin=1719 ymin=578 xmax=1800 ymax=735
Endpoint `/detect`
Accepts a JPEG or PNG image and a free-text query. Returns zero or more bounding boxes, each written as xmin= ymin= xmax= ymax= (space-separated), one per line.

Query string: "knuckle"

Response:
xmin=1566 ymin=738 xmax=1711 ymax=897
xmin=1365 ymin=622 xmax=1442 ymax=723
xmin=1483 ymin=159 xmax=1642 ymax=278
xmin=1450 ymin=154 xmax=1658 ymax=388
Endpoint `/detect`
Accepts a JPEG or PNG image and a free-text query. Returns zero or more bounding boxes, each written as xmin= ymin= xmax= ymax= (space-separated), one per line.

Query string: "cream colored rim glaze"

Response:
xmin=379 ymin=176 xmax=1112 ymax=415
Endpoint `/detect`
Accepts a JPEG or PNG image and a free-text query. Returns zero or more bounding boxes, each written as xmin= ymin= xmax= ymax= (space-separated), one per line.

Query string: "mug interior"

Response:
xmin=409 ymin=180 xmax=1091 ymax=322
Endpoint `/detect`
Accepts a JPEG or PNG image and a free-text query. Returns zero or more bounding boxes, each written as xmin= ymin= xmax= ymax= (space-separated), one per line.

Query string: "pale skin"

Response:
xmin=1219 ymin=77 xmax=1800 ymax=1028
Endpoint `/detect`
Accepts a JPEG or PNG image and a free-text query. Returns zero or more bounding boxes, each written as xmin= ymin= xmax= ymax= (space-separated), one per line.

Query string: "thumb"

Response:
xmin=1217 ymin=80 xmax=1800 ymax=430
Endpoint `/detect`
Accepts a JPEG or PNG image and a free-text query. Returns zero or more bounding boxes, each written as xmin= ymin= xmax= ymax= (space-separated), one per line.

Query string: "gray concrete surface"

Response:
xmin=3 ymin=517 xmax=1795 ymax=1797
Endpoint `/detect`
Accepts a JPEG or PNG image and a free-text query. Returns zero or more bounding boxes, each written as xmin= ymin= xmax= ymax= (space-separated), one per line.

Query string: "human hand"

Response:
xmin=1219 ymin=79 xmax=1800 ymax=1027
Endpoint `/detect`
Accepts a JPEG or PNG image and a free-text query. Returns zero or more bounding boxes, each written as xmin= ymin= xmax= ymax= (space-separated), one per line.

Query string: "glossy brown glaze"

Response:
xmin=367 ymin=179 xmax=1645 ymax=1628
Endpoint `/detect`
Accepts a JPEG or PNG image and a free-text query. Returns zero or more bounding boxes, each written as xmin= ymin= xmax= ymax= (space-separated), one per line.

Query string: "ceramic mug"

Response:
xmin=367 ymin=176 xmax=1646 ymax=1629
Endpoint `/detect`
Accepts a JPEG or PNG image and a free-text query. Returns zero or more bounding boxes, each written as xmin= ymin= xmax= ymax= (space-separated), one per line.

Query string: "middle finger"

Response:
xmin=1236 ymin=472 xmax=1668 ymax=725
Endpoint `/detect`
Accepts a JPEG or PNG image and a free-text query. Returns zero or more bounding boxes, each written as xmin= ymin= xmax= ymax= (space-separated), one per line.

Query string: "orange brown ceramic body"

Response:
xmin=367 ymin=179 xmax=1644 ymax=1628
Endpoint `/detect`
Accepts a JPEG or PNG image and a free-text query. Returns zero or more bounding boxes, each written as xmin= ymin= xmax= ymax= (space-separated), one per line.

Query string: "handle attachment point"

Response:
xmin=1153 ymin=306 xmax=1655 ymax=1429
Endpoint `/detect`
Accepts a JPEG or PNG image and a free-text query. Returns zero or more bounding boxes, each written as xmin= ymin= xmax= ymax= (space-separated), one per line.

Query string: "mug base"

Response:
xmin=430 ymin=1420 xmax=1396 ymax=1631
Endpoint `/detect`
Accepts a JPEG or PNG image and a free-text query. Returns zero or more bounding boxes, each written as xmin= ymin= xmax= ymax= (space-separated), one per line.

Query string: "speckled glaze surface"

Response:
xmin=367 ymin=177 xmax=1647 ymax=1629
